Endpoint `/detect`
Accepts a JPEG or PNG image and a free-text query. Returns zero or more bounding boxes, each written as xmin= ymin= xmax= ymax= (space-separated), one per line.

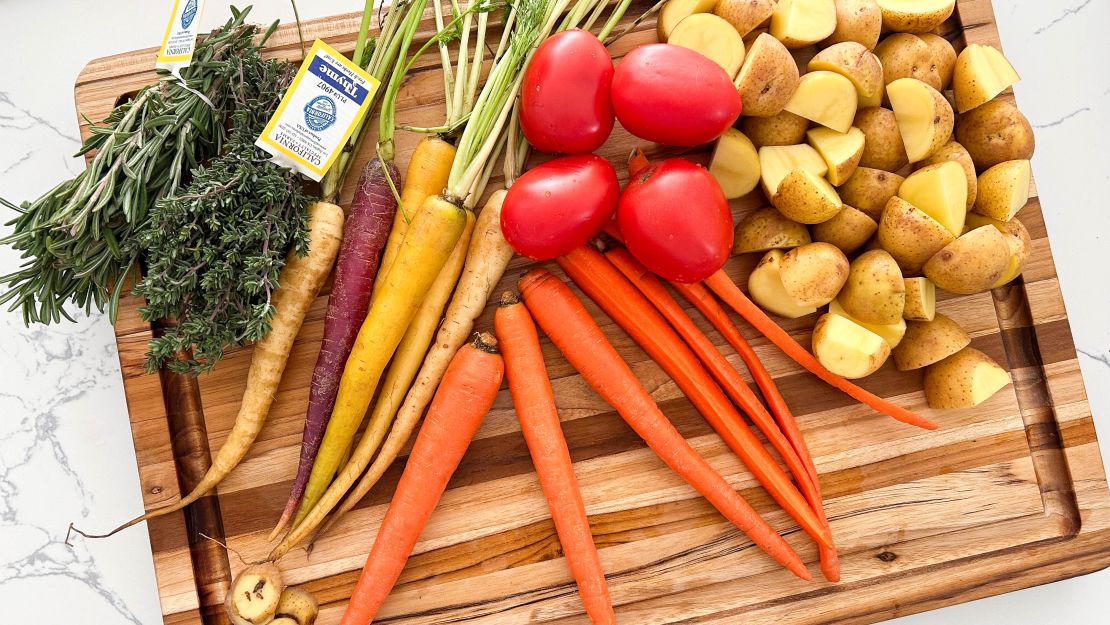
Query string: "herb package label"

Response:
xmin=157 ymin=0 xmax=206 ymax=70
xmin=256 ymin=40 xmax=380 ymax=181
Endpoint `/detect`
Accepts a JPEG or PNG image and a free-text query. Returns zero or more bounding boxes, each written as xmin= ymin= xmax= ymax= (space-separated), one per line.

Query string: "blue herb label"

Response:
xmin=157 ymin=0 xmax=207 ymax=70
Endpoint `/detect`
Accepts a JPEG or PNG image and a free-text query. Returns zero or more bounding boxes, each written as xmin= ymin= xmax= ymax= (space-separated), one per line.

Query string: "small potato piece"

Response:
xmin=226 ymin=563 xmax=285 ymax=625
xmin=855 ymin=107 xmax=909 ymax=171
xmin=658 ymin=0 xmax=717 ymax=40
xmin=784 ymin=71 xmax=859 ymax=133
xmin=715 ymin=0 xmax=776 ymax=37
xmin=807 ymin=126 xmax=865 ymax=185
xmin=772 ymin=168 xmax=844 ymax=224
xmin=877 ymin=196 xmax=955 ymax=274
xmin=742 ymin=110 xmax=810 ymax=147
xmin=953 ymin=44 xmax=1021 ymax=113
xmin=973 ymin=159 xmax=1031 ymax=221
xmin=750 ymin=249 xmax=821 ymax=318
xmin=955 ymin=100 xmax=1035 ymax=170
xmin=780 ymin=242 xmax=851 ymax=307
xmin=273 ymin=619 xmax=299 ymax=625
xmin=876 ymin=0 xmax=955 ymax=33
xmin=898 ymin=161 xmax=968 ymax=235
xmin=923 ymin=225 xmax=1010 ymax=294
xmin=669 ymin=13 xmax=747 ymax=78
xmin=892 ymin=313 xmax=969 ymax=370
xmin=887 ymin=77 xmax=954 ymax=162
xmin=812 ymin=313 xmax=892 ymax=378
xmin=823 ymin=0 xmax=883 ymax=50
xmin=917 ymin=140 xmax=978 ymax=209
xmin=735 ymin=33 xmax=801 ymax=117
xmin=902 ymin=277 xmax=935 ymax=321
xmin=838 ymin=249 xmax=905 ymax=324
xmin=771 ymin=0 xmax=838 ymax=49
xmin=923 ymin=347 xmax=1012 ymax=409
xmin=919 ymin=33 xmax=957 ymax=90
xmin=811 ymin=205 xmax=877 ymax=254
xmin=711 ymin=129 xmax=762 ymax=199
xmin=838 ymin=167 xmax=905 ymax=220
xmin=965 ymin=213 xmax=1031 ymax=287
xmin=276 ymin=587 xmax=319 ymax=625
xmin=808 ymin=42 xmax=885 ymax=107
xmin=829 ymin=297 xmax=907 ymax=347
xmin=735 ymin=207 xmax=812 ymax=253
xmin=875 ymin=34 xmax=943 ymax=91
xmin=759 ymin=144 xmax=828 ymax=195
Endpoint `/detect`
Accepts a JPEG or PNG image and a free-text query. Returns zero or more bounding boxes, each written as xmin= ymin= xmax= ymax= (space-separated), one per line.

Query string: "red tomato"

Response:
xmin=501 ymin=154 xmax=620 ymax=260
xmin=520 ymin=30 xmax=615 ymax=154
xmin=617 ymin=158 xmax=732 ymax=282
xmin=611 ymin=44 xmax=741 ymax=147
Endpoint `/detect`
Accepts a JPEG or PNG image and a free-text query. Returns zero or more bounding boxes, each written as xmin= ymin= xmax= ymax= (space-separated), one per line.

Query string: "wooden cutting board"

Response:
xmin=73 ymin=1 xmax=1110 ymax=623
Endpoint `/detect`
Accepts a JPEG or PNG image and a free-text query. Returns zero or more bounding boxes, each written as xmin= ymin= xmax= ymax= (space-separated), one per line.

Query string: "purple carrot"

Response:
xmin=269 ymin=158 xmax=400 ymax=541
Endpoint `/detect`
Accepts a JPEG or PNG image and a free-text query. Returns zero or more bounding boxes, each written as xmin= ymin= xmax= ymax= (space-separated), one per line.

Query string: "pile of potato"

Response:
xmin=660 ymin=0 xmax=1032 ymax=410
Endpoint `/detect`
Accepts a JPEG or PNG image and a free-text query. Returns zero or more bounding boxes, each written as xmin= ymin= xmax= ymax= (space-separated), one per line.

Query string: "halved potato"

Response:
xmin=710 ymin=129 xmax=762 ymax=199
xmin=658 ymin=0 xmax=717 ymax=40
xmin=811 ymin=204 xmax=877 ymax=254
xmin=877 ymin=196 xmax=955 ymax=275
xmin=876 ymin=0 xmax=955 ymax=33
xmin=923 ymin=225 xmax=1010 ymax=294
xmin=964 ymin=213 xmax=1031 ymax=287
xmin=784 ymin=71 xmax=859 ymax=133
xmin=749 ymin=249 xmax=821 ymax=318
xmin=919 ymin=33 xmax=957 ymax=90
xmin=887 ymin=78 xmax=954 ymax=162
xmin=874 ymin=34 xmax=943 ymax=91
xmin=973 ymin=159 xmax=1031 ymax=221
xmin=953 ymin=44 xmax=1021 ymax=113
xmin=742 ymin=110 xmax=810 ymax=147
xmin=955 ymin=100 xmax=1035 ymax=170
xmin=855 ymin=107 xmax=909 ymax=171
xmin=892 ymin=313 xmax=970 ymax=370
xmin=812 ymin=313 xmax=892 ymax=378
xmin=917 ymin=140 xmax=978 ymax=209
xmin=823 ymin=0 xmax=883 ymax=50
xmin=735 ymin=207 xmax=813 ymax=254
xmin=780 ymin=242 xmax=851 ymax=307
xmin=759 ymin=144 xmax=829 ymax=195
xmin=807 ymin=126 xmax=866 ymax=185
xmin=772 ymin=168 xmax=845 ymax=224
xmin=923 ymin=347 xmax=1012 ymax=409
xmin=902 ymin=277 xmax=935 ymax=321
xmin=838 ymin=167 xmax=905 ymax=220
xmin=808 ymin=42 xmax=885 ymax=107
xmin=898 ymin=161 xmax=968 ymax=236
xmin=715 ymin=0 xmax=776 ymax=37
xmin=838 ymin=249 xmax=905 ymax=324
xmin=669 ymin=13 xmax=747 ymax=78
xmin=735 ymin=33 xmax=801 ymax=118
xmin=771 ymin=0 xmax=838 ymax=49
xmin=829 ymin=297 xmax=907 ymax=347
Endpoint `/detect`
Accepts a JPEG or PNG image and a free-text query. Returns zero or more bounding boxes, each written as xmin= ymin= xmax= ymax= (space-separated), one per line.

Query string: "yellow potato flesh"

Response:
xmin=771 ymin=0 xmax=838 ymax=48
xmin=749 ymin=249 xmax=820 ymax=318
xmin=829 ymin=298 xmax=907 ymax=348
xmin=902 ymin=277 xmax=936 ymax=321
xmin=954 ymin=44 xmax=1021 ymax=113
xmin=784 ymin=71 xmax=859 ymax=133
xmin=876 ymin=0 xmax=955 ymax=33
xmin=899 ymin=161 xmax=968 ymax=236
xmin=759 ymin=144 xmax=829 ymax=196
xmin=812 ymin=313 xmax=891 ymax=378
xmin=807 ymin=126 xmax=866 ymax=185
xmin=772 ymin=168 xmax=844 ymax=224
xmin=808 ymin=43 xmax=884 ymax=108
xmin=888 ymin=78 xmax=953 ymax=162
xmin=973 ymin=159 xmax=1031 ymax=222
xmin=924 ymin=347 xmax=1011 ymax=409
xmin=710 ymin=129 xmax=761 ymax=199
xmin=658 ymin=0 xmax=717 ymax=40
xmin=669 ymin=13 xmax=747 ymax=78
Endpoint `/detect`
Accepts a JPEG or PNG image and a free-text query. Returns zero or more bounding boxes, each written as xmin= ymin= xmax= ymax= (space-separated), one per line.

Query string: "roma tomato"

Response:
xmin=501 ymin=154 xmax=619 ymax=260
xmin=520 ymin=30 xmax=615 ymax=154
xmin=617 ymin=158 xmax=732 ymax=283
xmin=611 ymin=44 xmax=741 ymax=147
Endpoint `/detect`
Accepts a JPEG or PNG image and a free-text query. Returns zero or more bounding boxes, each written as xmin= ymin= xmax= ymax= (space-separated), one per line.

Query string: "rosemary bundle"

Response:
xmin=0 ymin=8 xmax=272 ymax=324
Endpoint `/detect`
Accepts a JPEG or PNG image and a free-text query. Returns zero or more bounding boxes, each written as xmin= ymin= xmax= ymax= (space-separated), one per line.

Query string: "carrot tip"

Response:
xmin=472 ymin=332 xmax=499 ymax=354
xmin=498 ymin=291 xmax=521 ymax=307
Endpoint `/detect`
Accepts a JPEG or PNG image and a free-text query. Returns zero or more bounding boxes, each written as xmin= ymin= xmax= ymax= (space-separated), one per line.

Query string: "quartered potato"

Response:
xmin=875 ymin=34 xmax=943 ymax=91
xmin=811 ymin=204 xmax=878 ymax=254
xmin=924 ymin=347 xmax=1012 ymax=409
xmin=710 ymin=129 xmax=762 ymax=199
xmin=829 ymin=297 xmax=907 ymax=347
xmin=955 ymin=99 xmax=1035 ymax=170
xmin=226 ymin=563 xmax=285 ymax=625
xmin=812 ymin=313 xmax=892 ymax=378
xmin=735 ymin=207 xmax=813 ymax=254
xmin=838 ymin=167 xmax=905 ymax=220
xmin=902 ymin=276 xmax=936 ymax=321
xmin=749 ymin=249 xmax=821 ymax=318
xmin=669 ymin=13 xmax=747 ymax=78
xmin=838 ymin=249 xmax=906 ymax=324
xmin=898 ymin=161 xmax=968 ymax=236
xmin=780 ymin=242 xmax=851 ymax=308
xmin=953 ymin=44 xmax=1021 ymax=113
xmin=771 ymin=0 xmax=838 ymax=49
xmin=742 ymin=110 xmax=811 ymax=147
xmin=714 ymin=0 xmax=776 ymax=37
xmin=807 ymin=126 xmax=866 ymax=185
xmin=772 ymin=168 xmax=845 ymax=224
xmin=875 ymin=0 xmax=956 ymax=33
xmin=923 ymin=225 xmax=1011 ymax=294
xmin=735 ymin=33 xmax=801 ymax=118
xmin=877 ymin=196 xmax=955 ymax=275
xmin=887 ymin=77 xmax=954 ymax=163
xmin=784 ymin=71 xmax=859 ymax=133
xmin=759 ymin=143 xmax=829 ymax=195
xmin=973 ymin=159 xmax=1031 ymax=221
xmin=892 ymin=313 xmax=970 ymax=370
xmin=917 ymin=140 xmax=978 ymax=209
xmin=275 ymin=587 xmax=319 ymax=625
xmin=658 ymin=0 xmax=717 ymax=40
xmin=855 ymin=107 xmax=909 ymax=172
xmin=808 ymin=42 xmax=885 ymax=108
xmin=919 ymin=33 xmax=957 ymax=90
xmin=964 ymin=213 xmax=1031 ymax=288
xmin=823 ymin=0 xmax=883 ymax=50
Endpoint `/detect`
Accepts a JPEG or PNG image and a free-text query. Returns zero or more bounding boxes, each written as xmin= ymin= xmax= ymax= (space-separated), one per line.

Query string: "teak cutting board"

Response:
xmin=73 ymin=1 xmax=1110 ymax=623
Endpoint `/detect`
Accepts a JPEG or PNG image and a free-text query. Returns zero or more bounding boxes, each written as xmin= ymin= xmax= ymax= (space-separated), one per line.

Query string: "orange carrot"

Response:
xmin=704 ymin=270 xmax=938 ymax=431
xmin=494 ymin=292 xmax=615 ymax=624
xmin=557 ymin=247 xmax=831 ymax=551
xmin=627 ymin=147 xmax=650 ymax=176
xmin=338 ymin=334 xmax=504 ymax=625
xmin=519 ymin=268 xmax=812 ymax=580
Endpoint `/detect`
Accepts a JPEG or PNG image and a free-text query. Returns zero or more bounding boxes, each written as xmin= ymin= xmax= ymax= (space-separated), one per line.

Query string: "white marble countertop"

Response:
xmin=2 ymin=1 xmax=1109 ymax=623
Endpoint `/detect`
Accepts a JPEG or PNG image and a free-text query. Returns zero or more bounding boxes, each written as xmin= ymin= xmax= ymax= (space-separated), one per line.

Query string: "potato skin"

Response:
xmin=839 ymin=249 xmax=905 ymax=324
xmin=838 ymin=167 xmax=905 ymax=220
xmin=808 ymin=42 xmax=884 ymax=107
xmin=780 ymin=242 xmax=850 ymax=307
xmin=855 ymin=107 xmax=909 ymax=171
xmin=973 ymin=159 xmax=1030 ymax=221
xmin=923 ymin=347 xmax=1011 ymax=409
xmin=917 ymin=140 xmax=978 ymax=209
xmin=955 ymin=100 xmax=1035 ymax=171
xmin=919 ymin=33 xmax=957 ymax=90
xmin=811 ymin=204 xmax=877 ymax=254
xmin=877 ymin=196 xmax=955 ymax=275
xmin=812 ymin=312 xmax=891 ymax=378
xmin=875 ymin=34 xmax=943 ymax=91
xmin=734 ymin=206 xmax=813 ymax=253
xmin=736 ymin=33 xmax=801 ymax=117
xmin=892 ymin=313 xmax=970 ymax=370
xmin=741 ymin=110 xmax=810 ymax=147
xmin=823 ymin=0 xmax=882 ymax=49
xmin=772 ymin=169 xmax=844 ymax=224
xmin=876 ymin=0 xmax=955 ymax=33
xmin=714 ymin=0 xmax=776 ymax=37
xmin=923 ymin=225 xmax=1010 ymax=294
